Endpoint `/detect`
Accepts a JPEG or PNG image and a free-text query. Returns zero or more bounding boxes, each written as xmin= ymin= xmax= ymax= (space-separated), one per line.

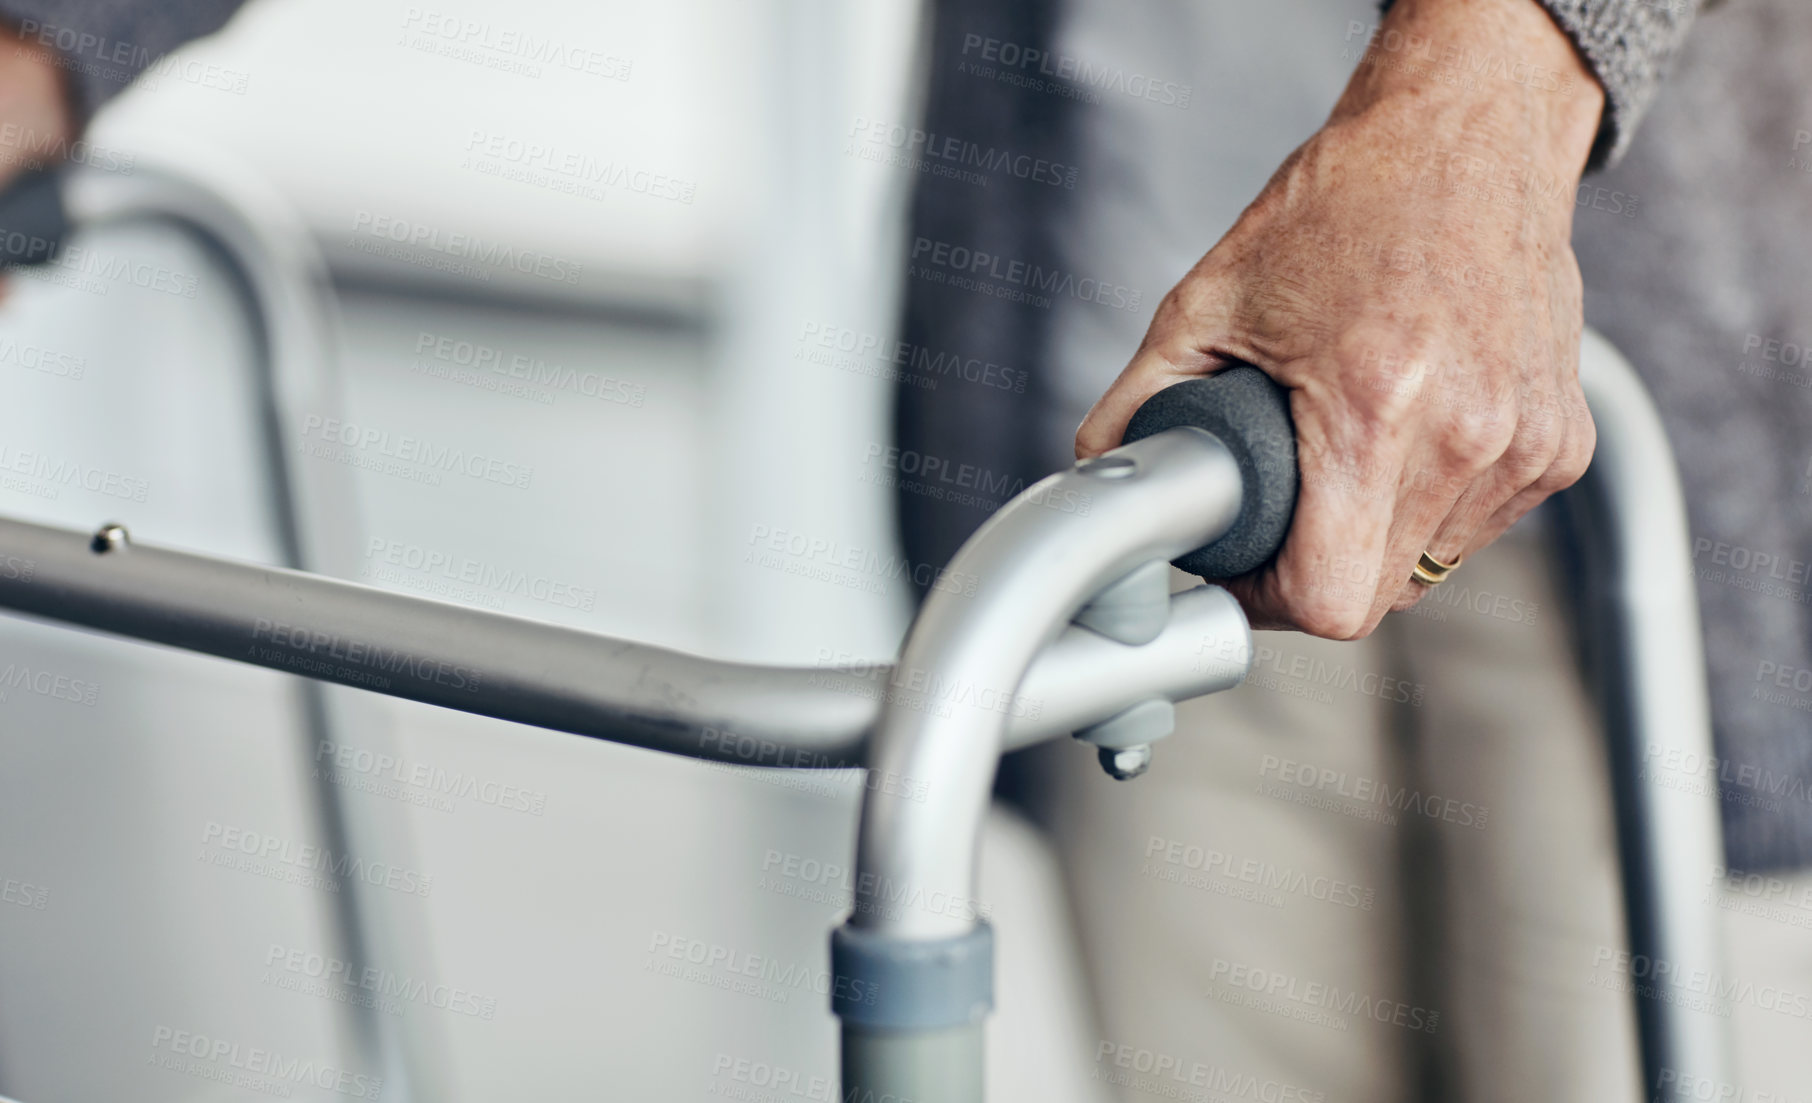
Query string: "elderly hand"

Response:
xmin=0 ymin=24 xmax=70 ymax=185
xmin=1077 ymin=0 xmax=1605 ymax=638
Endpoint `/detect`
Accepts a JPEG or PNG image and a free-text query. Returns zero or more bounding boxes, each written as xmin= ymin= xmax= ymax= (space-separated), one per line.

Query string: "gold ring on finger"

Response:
xmin=1411 ymin=550 xmax=1462 ymax=587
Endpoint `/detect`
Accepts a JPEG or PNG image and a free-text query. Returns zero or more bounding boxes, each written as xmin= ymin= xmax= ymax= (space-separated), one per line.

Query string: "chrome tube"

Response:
xmin=62 ymin=159 xmax=445 ymax=1101
xmin=0 ymin=514 xmax=1249 ymax=766
xmin=1568 ymin=330 xmax=1731 ymax=1095
xmin=853 ymin=427 xmax=1243 ymax=940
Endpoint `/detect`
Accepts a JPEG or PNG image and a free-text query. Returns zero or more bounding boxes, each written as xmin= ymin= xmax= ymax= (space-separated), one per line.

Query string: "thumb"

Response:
xmin=1075 ymin=345 xmax=1228 ymax=459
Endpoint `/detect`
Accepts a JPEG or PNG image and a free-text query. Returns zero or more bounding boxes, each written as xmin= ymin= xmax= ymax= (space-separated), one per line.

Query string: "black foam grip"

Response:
xmin=1122 ymin=365 xmax=1298 ymax=579
xmin=0 ymin=170 xmax=69 ymax=270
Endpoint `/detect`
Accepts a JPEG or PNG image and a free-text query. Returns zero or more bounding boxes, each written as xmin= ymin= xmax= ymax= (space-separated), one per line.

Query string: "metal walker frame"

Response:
xmin=0 ymin=162 xmax=1731 ymax=1101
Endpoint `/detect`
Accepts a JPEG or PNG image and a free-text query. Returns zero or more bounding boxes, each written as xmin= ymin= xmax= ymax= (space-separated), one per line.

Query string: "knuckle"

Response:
xmin=1346 ymin=351 xmax=1427 ymax=423
xmin=1561 ymin=383 xmax=1594 ymax=427
xmin=1553 ymin=428 xmax=1597 ymax=488
xmin=1498 ymin=422 xmax=1564 ymax=486
xmin=1435 ymin=403 xmax=1515 ymax=475
xmin=1532 ymin=409 xmax=1597 ymax=493
xmin=1358 ymin=384 xmax=1423 ymax=433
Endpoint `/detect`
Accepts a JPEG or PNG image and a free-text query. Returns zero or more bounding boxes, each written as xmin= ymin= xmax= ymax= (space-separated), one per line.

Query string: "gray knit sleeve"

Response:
xmin=1380 ymin=0 xmax=1717 ymax=170
xmin=0 ymin=0 xmax=253 ymax=125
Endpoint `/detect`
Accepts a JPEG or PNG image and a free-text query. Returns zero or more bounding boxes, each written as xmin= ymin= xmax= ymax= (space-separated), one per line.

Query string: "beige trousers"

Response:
xmin=1022 ymin=521 xmax=1812 ymax=1102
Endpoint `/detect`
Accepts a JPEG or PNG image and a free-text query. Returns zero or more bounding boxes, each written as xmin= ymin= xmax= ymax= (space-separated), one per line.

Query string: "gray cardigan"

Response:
xmin=1380 ymin=0 xmax=1722 ymax=168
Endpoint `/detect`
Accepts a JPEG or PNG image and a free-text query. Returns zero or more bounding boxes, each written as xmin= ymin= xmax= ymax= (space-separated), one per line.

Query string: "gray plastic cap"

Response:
xmin=831 ymin=921 xmax=994 ymax=1030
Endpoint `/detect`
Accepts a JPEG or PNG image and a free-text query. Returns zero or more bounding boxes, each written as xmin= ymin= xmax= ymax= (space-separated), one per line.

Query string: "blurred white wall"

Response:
xmin=93 ymin=0 xmax=930 ymax=663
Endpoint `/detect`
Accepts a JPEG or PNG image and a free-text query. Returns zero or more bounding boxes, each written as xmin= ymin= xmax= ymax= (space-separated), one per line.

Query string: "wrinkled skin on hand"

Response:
xmin=1077 ymin=0 xmax=1606 ymax=639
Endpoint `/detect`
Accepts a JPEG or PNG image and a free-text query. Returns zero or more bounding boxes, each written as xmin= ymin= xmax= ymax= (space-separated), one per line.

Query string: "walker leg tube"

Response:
xmin=841 ymin=1023 xmax=983 ymax=1103
xmin=1568 ymin=331 xmax=1731 ymax=1095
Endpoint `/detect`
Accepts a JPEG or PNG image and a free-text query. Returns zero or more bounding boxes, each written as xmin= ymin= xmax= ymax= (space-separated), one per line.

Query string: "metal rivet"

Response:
xmin=91 ymin=522 xmax=129 ymax=554
xmin=1098 ymin=744 xmax=1152 ymax=781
